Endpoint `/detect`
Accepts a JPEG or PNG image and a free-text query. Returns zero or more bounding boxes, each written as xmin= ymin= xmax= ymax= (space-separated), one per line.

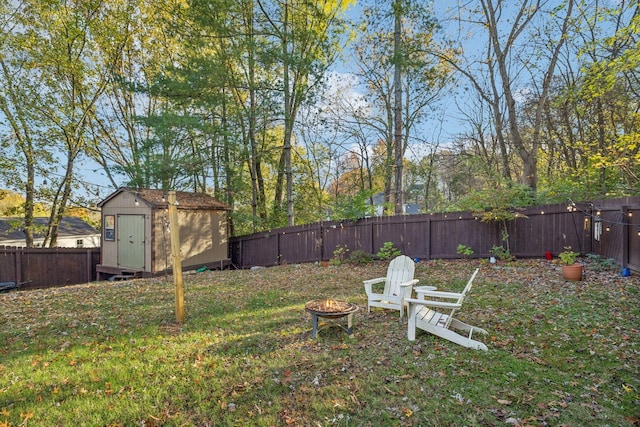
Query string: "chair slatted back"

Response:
xmin=444 ymin=268 xmax=479 ymax=329
xmin=384 ymin=255 xmax=416 ymax=297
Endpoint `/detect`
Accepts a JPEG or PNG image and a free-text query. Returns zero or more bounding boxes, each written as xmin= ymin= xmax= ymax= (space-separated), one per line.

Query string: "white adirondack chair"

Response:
xmin=406 ymin=268 xmax=488 ymax=351
xmin=363 ymin=255 xmax=418 ymax=318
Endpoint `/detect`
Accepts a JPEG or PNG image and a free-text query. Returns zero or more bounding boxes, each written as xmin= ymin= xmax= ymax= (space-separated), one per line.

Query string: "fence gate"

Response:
xmin=117 ymin=214 xmax=145 ymax=269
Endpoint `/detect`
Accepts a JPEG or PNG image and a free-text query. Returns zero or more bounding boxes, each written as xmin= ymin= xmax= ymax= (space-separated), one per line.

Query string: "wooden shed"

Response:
xmin=96 ymin=187 xmax=231 ymax=280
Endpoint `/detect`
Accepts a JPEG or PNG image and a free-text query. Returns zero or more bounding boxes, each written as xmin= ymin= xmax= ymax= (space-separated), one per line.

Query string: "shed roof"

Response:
xmin=98 ymin=187 xmax=232 ymax=210
xmin=0 ymin=217 xmax=99 ymax=241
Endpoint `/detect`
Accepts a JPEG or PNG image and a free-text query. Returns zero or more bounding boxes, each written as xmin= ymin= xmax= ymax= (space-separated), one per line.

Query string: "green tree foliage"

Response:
xmin=350 ymin=0 xmax=450 ymax=215
xmin=456 ymin=182 xmax=533 ymax=253
xmin=1 ymin=0 xmax=638 ymax=241
xmin=543 ymin=0 xmax=640 ymax=198
xmin=331 ymin=190 xmax=375 ymax=221
xmin=1 ymin=0 xmax=134 ymax=246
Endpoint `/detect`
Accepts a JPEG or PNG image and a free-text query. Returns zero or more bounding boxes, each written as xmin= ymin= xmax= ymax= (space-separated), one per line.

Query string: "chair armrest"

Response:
xmin=363 ymin=277 xmax=385 ymax=295
xmin=417 ymin=290 xmax=463 ymax=299
xmin=405 ymin=297 xmax=462 ymax=310
xmin=400 ymin=279 xmax=419 ymax=288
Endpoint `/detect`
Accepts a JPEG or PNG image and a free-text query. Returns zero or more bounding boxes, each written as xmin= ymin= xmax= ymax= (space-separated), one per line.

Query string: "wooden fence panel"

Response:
xmin=396 ymin=216 xmax=431 ymax=259
xmin=321 ymin=221 xmax=369 ymax=255
xmin=371 ymin=215 xmax=420 ymax=256
xmin=509 ymin=208 xmax=551 ymax=257
xmin=352 ymin=221 xmax=374 ymax=255
xmin=508 ymin=205 xmax=590 ymax=257
xmin=230 ymin=197 xmax=640 ymax=270
xmin=0 ymin=247 xmax=18 ymax=283
xmin=426 ymin=214 xmax=493 ymax=259
xmin=0 ymin=246 xmax=100 ymax=290
xmin=235 ymin=232 xmax=280 ymax=267
xmin=321 ymin=222 xmax=351 ymax=260
xmin=279 ymin=224 xmax=322 ymax=265
xmin=459 ymin=218 xmax=499 ymax=258
xmin=371 ymin=216 xmax=402 ymax=255
xmin=603 ymin=210 xmax=626 ymax=263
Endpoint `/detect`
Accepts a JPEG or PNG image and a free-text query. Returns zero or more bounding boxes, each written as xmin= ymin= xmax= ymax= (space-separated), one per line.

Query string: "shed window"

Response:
xmin=76 ymin=239 xmax=84 ymax=248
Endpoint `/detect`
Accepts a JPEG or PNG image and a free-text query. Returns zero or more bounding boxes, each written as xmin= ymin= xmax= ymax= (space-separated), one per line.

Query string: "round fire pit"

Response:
xmin=305 ymin=299 xmax=359 ymax=338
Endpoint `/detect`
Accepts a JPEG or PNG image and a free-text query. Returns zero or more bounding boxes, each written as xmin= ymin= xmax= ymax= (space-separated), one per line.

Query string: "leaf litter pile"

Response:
xmin=0 ymin=259 xmax=638 ymax=426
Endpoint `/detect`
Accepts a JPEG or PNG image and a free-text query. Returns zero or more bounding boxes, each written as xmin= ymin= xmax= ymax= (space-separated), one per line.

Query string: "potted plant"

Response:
xmin=558 ymin=246 xmax=583 ymax=281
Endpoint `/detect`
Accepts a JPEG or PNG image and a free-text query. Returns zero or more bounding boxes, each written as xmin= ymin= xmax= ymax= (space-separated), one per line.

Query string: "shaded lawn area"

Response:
xmin=0 ymin=259 xmax=638 ymax=426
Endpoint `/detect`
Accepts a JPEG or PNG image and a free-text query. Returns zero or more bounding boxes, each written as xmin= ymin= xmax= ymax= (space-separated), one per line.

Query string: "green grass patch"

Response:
xmin=1 ymin=260 xmax=638 ymax=426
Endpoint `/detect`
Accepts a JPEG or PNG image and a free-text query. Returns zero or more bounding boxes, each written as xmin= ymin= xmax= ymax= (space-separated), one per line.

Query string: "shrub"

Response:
xmin=377 ymin=242 xmax=401 ymax=261
xmin=490 ymin=245 xmax=512 ymax=261
xmin=457 ymin=244 xmax=474 ymax=258
xmin=329 ymin=245 xmax=349 ymax=266
xmin=347 ymin=250 xmax=374 ymax=265
xmin=585 ymin=253 xmax=617 ymax=271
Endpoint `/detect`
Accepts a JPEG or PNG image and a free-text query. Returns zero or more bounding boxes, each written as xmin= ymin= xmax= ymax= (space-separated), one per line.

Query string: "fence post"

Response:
xmin=86 ymin=249 xmax=92 ymax=283
xmin=277 ymin=230 xmax=282 ymax=265
xmin=320 ymin=223 xmax=325 ymax=261
xmin=622 ymin=206 xmax=630 ymax=268
xmin=426 ymin=216 xmax=431 ymax=260
xmin=16 ymin=247 xmax=23 ymax=284
xmin=370 ymin=220 xmax=375 ymax=255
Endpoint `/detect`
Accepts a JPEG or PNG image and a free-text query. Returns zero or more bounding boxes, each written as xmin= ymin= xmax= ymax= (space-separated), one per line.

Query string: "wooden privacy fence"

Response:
xmin=0 ymin=197 xmax=638 ymax=291
xmin=0 ymin=246 xmax=100 ymax=290
xmin=230 ymin=197 xmax=640 ymax=272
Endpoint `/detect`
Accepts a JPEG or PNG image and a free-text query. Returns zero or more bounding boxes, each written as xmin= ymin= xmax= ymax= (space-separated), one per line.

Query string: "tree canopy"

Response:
xmin=0 ymin=0 xmax=637 ymax=244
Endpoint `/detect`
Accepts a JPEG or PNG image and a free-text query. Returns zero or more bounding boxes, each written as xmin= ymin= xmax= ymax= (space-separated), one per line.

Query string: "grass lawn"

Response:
xmin=1 ymin=259 xmax=639 ymax=426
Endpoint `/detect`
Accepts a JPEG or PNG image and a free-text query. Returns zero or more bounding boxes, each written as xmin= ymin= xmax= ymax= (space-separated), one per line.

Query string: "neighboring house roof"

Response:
xmin=0 ymin=217 xmax=99 ymax=241
xmin=98 ymin=187 xmax=232 ymax=211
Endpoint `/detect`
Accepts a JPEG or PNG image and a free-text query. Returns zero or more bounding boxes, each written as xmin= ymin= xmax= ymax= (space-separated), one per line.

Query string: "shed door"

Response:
xmin=117 ymin=214 xmax=145 ymax=269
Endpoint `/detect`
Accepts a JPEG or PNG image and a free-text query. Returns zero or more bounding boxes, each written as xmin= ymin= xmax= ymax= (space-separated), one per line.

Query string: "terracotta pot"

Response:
xmin=562 ymin=263 xmax=583 ymax=281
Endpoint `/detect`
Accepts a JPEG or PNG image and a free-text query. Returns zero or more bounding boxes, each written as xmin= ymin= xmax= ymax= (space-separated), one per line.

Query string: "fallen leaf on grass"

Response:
xmin=350 ymin=392 xmax=361 ymax=406
xmin=20 ymin=411 xmax=34 ymax=422
xmin=383 ymin=386 xmax=397 ymax=395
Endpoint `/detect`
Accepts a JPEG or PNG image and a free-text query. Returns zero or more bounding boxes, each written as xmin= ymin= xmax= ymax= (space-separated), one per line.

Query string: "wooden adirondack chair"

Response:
xmin=363 ymin=255 xmax=419 ymax=318
xmin=406 ymin=268 xmax=488 ymax=351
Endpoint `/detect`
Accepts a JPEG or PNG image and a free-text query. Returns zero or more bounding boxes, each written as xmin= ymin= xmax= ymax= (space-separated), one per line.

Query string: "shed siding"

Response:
xmin=151 ymin=209 xmax=228 ymax=271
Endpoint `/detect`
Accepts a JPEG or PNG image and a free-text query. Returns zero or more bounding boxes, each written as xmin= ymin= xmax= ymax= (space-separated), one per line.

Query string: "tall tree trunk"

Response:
xmin=24 ymin=163 xmax=35 ymax=248
xmin=282 ymin=0 xmax=295 ymax=227
xmin=271 ymin=0 xmax=291 ymax=225
xmin=393 ymin=0 xmax=404 ymax=215
xmin=483 ymin=0 xmax=573 ymax=192
xmin=245 ymin=1 xmax=267 ymax=229
xmin=487 ymin=55 xmax=512 ymax=181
